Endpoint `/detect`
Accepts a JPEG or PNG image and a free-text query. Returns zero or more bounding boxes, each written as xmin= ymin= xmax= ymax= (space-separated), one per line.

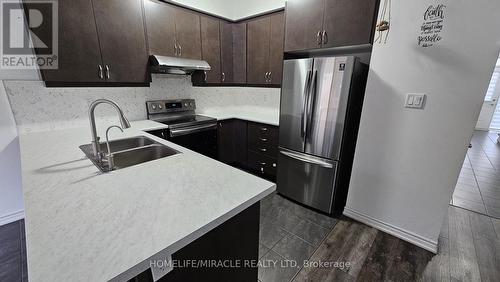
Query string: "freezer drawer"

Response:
xmin=277 ymin=149 xmax=337 ymax=213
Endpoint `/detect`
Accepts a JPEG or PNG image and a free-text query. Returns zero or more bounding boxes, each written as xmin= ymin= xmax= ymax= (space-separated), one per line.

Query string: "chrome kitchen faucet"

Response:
xmin=88 ymin=99 xmax=131 ymax=160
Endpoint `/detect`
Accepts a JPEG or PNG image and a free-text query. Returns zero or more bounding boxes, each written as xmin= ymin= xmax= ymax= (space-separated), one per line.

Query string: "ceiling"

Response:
xmin=165 ymin=0 xmax=285 ymax=21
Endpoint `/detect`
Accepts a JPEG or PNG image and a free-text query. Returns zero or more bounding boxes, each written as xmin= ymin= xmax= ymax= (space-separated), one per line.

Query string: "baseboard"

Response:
xmin=0 ymin=210 xmax=25 ymax=226
xmin=343 ymin=207 xmax=438 ymax=254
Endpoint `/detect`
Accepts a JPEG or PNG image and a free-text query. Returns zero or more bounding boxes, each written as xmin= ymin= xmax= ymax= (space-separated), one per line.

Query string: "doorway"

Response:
xmin=451 ymin=56 xmax=500 ymax=219
xmin=475 ymin=57 xmax=500 ymax=130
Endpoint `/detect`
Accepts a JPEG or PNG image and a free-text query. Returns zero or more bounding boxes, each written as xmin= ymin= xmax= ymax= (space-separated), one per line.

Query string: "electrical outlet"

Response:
xmin=405 ymin=94 xmax=426 ymax=109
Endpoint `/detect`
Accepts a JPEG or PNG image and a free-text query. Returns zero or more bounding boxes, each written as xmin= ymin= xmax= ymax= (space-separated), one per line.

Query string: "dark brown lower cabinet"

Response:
xmin=133 ymin=203 xmax=260 ymax=282
xmin=217 ymin=120 xmax=248 ymax=167
xmin=246 ymin=122 xmax=279 ymax=181
xmin=247 ymin=151 xmax=277 ymax=180
xmin=217 ymin=119 xmax=279 ymax=182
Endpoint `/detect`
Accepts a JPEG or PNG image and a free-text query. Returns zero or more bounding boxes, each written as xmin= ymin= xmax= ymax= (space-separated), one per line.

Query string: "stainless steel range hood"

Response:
xmin=150 ymin=55 xmax=211 ymax=75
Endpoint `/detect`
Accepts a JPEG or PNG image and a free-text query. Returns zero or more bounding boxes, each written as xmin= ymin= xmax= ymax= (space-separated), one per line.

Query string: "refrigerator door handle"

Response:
xmin=306 ymin=70 xmax=318 ymax=135
xmin=280 ymin=149 xmax=334 ymax=168
xmin=301 ymin=70 xmax=313 ymax=137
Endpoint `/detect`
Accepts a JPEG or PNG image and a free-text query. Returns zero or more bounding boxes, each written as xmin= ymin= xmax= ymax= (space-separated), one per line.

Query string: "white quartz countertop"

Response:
xmin=198 ymin=106 xmax=280 ymax=126
xmin=20 ymin=120 xmax=275 ymax=282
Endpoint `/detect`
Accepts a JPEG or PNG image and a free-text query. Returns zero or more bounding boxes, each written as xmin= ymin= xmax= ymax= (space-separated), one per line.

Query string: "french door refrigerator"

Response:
xmin=277 ymin=56 xmax=368 ymax=216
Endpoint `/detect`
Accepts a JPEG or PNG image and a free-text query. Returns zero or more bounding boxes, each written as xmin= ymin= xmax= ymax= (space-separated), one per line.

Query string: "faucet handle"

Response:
xmin=105 ymin=125 xmax=124 ymax=155
xmin=105 ymin=125 xmax=124 ymax=171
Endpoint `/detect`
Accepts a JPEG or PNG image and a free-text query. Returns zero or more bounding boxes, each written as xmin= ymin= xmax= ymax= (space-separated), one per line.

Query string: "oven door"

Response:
xmin=169 ymin=123 xmax=218 ymax=159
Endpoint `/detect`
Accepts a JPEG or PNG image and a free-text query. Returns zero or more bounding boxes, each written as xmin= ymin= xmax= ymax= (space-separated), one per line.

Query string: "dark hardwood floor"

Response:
xmin=452 ymin=131 xmax=500 ymax=218
xmin=293 ymin=205 xmax=500 ymax=282
xmin=0 ymin=220 xmax=27 ymax=282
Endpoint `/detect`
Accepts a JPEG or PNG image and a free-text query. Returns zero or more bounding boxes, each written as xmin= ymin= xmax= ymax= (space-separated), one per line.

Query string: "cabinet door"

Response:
xmin=25 ymin=0 xmax=103 ymax=83
xmin=144 ymin=0 xmax=176 ymax=57
xmin=233 ymin=119 xmax=248 ymax=166
xmin=232 ymin=22 xmax=247 ymax=84
xmin=92 ymin=0 xmax=149 ymax=83
xmin=220 ymin=21 xmax=234 ymax=84
xmin=247 ymin=17 xmax=270 ymax=85
xmin=217 ymin=121 xmax=236 ymax=164
xmin=200 ymin=16 xmax=221 ymax=83
xmin=284 ymin=0 xmax=325 ymax=52
xmin=174 ymin=9 xmax=202 ymax=59
xmin=322 ymin=0 xmax=378 ymax=48
xmin=269 ymin=12 xmax=285 ymax=85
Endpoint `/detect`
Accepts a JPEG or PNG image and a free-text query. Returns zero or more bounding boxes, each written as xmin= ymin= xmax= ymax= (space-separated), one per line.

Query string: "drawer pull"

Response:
xmin=260 ymin=127 xmax=268 ymax=131
xmin=272 ymin=163 xmax=277 ymax=167
xmin=259 ymin=148 xmax=267 ymax=152
xmin=260 ymin=138 xmax=268 ymax=142
xmin=259 ymin=162 xmax=267 ymax=165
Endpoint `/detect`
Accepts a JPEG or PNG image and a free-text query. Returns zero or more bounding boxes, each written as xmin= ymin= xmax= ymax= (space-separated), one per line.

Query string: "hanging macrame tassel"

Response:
xmin=375 ymin=0 xmax=391 ymax=44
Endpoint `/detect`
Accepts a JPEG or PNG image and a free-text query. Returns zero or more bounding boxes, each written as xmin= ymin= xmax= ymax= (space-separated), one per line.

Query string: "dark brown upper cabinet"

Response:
xmin=247 ymin=12 xmax=284 ymax=85
xmin=144 ymin=1 xmax=201 ymax=60
xmin=174 ymin=8 xmax=202 ymax=59
xmin=220 ymin=21 xmax=234 ymax=84
xmin=144 ymin=0 xmax=176 ymax=57
xmin=25 ymin=0 xmax=148 ymax=85
xmin=200 ymin=16 xmax=222 ymax=83
xmin=220 ymin=21 xmax=247 ymax=84
xmin=92 ymin=0 xmax=149 ymax=83
xmin=193 ymin=20 xmax=247 ymax=85
xmin=283 ymin=0 xmax=324 ymax=52
xmin=231 ymin=22 xmax=247 ymax=84
xmin=268 ymin=13 xmax=285 ymax=85
xmin=284 ymin=0 xmax=379 ymax=52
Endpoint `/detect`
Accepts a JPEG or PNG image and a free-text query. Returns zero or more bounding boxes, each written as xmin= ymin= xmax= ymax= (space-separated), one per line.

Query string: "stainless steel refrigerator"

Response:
xmin=277 ymin=56 xmax=368 ymax=215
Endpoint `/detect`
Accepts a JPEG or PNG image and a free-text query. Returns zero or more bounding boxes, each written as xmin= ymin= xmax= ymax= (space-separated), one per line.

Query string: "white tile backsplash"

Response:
xmin=4 ymin=74 xmax=280 ymax=133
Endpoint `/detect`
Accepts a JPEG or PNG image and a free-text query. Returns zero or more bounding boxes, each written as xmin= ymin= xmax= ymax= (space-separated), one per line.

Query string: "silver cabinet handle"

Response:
xmin=98 ymin=65 xmax=104 ymax=79
xmin=260 ymin=138 xmax=267 ymax=142
xmin=322 ymin=30 xmax=328 ymax=44
xmin=204 ymin=71 xmax=207 ymax=83
xmin=259 ymin=162 xmax=267 ymax=165
xmin=222 ymin=72 xmax=225 ymax=82
xmin=269 ymin=72 xmax=272 ymax=83
xmin=105 ymin=65 xmax=110 ymax=79
xmin=259 ymin=148 xmax=267 ymax=152
xmin=178 ymin=44 xmax=182 ymax=56
xmin=260 ymin=127 xmax=268 ymax=131
xmin=264 ymin=72 xmax=268 ymax=82
xmin=317 ymin=30 xmax=322 ymax=45
xmin=174 ymin=44 xmax=178 ymax=56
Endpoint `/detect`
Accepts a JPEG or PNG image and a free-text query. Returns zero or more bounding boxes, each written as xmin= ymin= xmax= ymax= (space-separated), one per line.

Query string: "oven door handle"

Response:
xmin=169 ymin=123 xmax=218 ymax=138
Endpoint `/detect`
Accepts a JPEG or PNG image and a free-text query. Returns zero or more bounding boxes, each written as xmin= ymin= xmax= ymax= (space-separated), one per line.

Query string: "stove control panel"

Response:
xmin=147 ymin=99 xmax=196 ymax=114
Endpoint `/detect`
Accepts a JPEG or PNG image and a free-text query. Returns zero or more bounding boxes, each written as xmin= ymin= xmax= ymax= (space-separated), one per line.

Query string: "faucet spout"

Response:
xmin=88 ymin=99 xmax=131 ymax=159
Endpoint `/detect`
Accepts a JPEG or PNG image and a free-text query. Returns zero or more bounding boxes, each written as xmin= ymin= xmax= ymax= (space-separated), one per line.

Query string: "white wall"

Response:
xmin=344 ymin=0 xmax=500 ymax=252
xmin=0 ymin=81 xmax=24 ymax=225
xmin=166 ymin=0 xmax=285 ymax=20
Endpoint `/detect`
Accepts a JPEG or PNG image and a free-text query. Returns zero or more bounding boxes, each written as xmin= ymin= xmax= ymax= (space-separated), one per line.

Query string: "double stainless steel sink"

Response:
xmin=80 ymin=136 xmax=180 ymax=172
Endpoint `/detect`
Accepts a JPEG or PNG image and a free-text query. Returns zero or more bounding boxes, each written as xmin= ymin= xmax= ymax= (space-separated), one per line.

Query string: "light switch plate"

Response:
xmin=405 ymin=94 xmax=426 ymax=109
